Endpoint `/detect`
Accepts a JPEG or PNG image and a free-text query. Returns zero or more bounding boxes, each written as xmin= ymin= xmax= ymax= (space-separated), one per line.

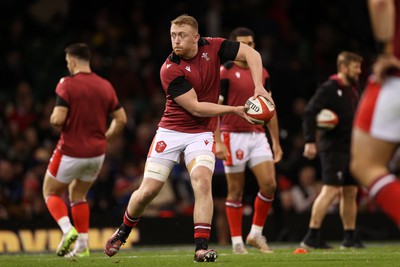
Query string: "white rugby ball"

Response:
xmin=245 ymin=96 xmax=275 ymax=125
xmin=316 ymin=109 xmax=339 ymax=129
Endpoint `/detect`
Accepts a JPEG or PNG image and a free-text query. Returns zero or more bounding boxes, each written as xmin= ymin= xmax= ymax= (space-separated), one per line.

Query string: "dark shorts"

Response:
xmin=319 ymin=151 xmax=358 ymax=186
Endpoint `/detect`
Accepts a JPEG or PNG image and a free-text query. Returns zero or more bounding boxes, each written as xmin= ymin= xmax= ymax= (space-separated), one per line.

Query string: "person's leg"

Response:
xmin=66 ymin=179 xmax=94 ymax=256
xmin=224 ymin=171 xmax=247 ymax=253
xmin=246 ymin=160 xmax=275 ymax=253
xmin=300 ymin=185 xmax=339 ymax=249
xmin=339 ymin=185 xmax=363 ymax=248
xmin=104 ymin=159 xmax=171 ymax=257
xmin=351 ymin=129 xmax=400 ymax=225
xmin=190 ymin=165 xmax=214 ymax=238
xmin=105 ymin=178 xmax=165 ymax=255
xmin=339 ymin=186 xmax=357 ymax=230
xmin=351 ymin=77 xmax=400 ymax=226
xmin=43 ymin=173 xmax=77 ymax=256
xmin=186 ymin=153 xmax=218 ymax=262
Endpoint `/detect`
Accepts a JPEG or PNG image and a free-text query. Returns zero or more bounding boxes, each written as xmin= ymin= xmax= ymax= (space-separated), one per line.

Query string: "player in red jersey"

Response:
xmin=104 ymin=15 xmax=273 ymax=262
xmin=42 ymin=43 xmax=127 ymax=257
xmin=214 ymin=27 xmax=282 ymax=254
xmin=351 ymin=0 xmax=400 ymax=227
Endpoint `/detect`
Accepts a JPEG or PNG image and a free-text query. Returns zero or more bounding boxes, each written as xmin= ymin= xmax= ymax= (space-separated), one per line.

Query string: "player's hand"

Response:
xmin=254 ymin=86 xmax=274 ymax=105
xmin=272 ymin=143 xmax=283 ymax=163
xmin=234 ymin=105 xmax=255 ymax=124
xmin=373 ymin=54 xmax=400 ymax=84
xmin=303 ymin=143 xmax=317 ymax=160
xmin=215 ymin=141 xmax=230 ymax=160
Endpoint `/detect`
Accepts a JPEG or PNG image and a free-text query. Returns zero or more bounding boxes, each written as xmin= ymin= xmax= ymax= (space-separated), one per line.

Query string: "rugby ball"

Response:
xmin=245 ymin=96 xmax=275 ymax=125
xmin=316 ymin=109 xmax=339 ymax=129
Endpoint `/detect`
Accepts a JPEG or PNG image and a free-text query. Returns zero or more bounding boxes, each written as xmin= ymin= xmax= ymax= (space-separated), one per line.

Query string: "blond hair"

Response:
xmin=171 ymin=14 xmax=198 ymax=32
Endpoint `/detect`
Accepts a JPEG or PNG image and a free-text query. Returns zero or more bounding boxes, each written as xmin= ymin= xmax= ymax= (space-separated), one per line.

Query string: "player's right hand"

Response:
xmin=215 ymin=141 xmax=230 ymax=160
xmin=303 ymin=143 xmax=317 ymax=160
xmin=234 ymin=105 xmax=255 ymax=124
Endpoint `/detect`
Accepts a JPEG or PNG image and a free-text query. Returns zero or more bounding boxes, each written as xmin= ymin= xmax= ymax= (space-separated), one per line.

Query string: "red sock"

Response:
xmin=225 ymin=200 xmax=243 ymax=237
xmin=194 ymin=223 xmax=211 ymax=239
xmin=369 ymin=174 xmax=400 ymax=226
xmin=123 ymin=210 xmax=140 ymax=228
xmin=71 ymin=201 xmax=89 ymax=233
xmin=46 ymin=195 xmax=68 ymax=222
xmin=252 ymin=192 xmax=274 ymax=226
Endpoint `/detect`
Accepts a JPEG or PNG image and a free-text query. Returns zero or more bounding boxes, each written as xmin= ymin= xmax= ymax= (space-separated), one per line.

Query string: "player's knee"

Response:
xmin=227 ymin=191 xmax=243 ymax=202
xmin=342 ymin=186 xmax=358 ymax=199
xmin=189 ymin=155 xmax=215 ymax=177
xmin=259 ymin=179 xmax=276 ymax=195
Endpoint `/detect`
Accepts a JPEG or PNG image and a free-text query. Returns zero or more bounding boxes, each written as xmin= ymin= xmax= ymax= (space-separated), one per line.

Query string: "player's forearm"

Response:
xmin=246 ymin=49 xmax=264 ymax=88
xmin=105 ymin=119 xmax=126 ymax=140
xmin=106 ymin=107 xmax=127 ymax=140
xmin=368 ymin=0 xmax=395 ymax=41
xmin=266 ymin=114 xmax=280 ymax=144
xmin=214 ymin=117 xmax=223 ymax=143
xmin=190 ymin=102 xmax=238 ymax=117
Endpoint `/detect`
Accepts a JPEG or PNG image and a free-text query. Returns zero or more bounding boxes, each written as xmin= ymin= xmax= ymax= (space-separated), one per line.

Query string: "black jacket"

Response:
xmin=303 ymin=75 xmax=359 ymax=153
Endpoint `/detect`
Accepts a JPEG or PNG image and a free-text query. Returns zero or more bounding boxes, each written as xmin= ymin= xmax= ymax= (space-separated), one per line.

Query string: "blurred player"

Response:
xmin=215 ymin=27 xmax=282 ymax=254
xmin=104 ymin=14 xmax=272 ymax=262
xmin=300 ymin=51 xmax=364 ymax=249
xmin=351 ymin=0 xmax=400 ymax=227
xmin=42 ymin=43 xmax=127 ymax=257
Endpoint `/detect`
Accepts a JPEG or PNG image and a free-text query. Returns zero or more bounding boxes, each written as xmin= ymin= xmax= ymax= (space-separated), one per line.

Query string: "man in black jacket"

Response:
xmin=300 ymin=51 xmax=364 ymax=249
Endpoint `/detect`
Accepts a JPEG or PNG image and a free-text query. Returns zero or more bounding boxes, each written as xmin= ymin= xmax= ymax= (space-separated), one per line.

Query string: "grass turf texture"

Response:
xmin=2 ymin=242 xmax=400 ymax=267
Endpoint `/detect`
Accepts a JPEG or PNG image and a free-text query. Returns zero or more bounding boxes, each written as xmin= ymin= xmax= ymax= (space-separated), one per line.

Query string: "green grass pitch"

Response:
xmin=2 ymin=242 xmax=400 ymax=267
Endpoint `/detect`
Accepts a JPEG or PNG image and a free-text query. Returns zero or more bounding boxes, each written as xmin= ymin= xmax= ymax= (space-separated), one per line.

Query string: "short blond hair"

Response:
xmin=171 ymin=14 xmax=198 ymax=32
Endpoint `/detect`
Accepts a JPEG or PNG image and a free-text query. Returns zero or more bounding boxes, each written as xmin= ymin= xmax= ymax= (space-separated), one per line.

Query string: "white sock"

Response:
xmin=57 ymin=216 xmax=73 ymax=235
xmin=248 ymin=225 xmax=263 ymax=237
xmin=231 ymin=236 xmax=244 ymax=245
xmin=76 ymin=233 xmax=88 ymax=249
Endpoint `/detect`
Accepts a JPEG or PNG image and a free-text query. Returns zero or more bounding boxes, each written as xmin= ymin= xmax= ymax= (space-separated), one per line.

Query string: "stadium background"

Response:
xmin=1 ymin=0 xmax=398 ymax=253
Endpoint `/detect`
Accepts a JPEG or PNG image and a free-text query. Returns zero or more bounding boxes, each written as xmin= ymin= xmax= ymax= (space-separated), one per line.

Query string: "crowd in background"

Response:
xmin=0 ymin=0 xmax=382 ymax=226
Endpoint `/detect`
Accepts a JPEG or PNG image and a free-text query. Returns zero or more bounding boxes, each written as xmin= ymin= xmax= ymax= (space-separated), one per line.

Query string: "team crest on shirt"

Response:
xmin=155 ymin=141 xmax=167 ymax=153
xmin=185 ymin=66 xmax=191 ymax=72
xmin=235 ymin=72 xmax=241 ymax=78
xmin=201 ymin=52 xmax=210 ymax=61
xmin=166 ymin=64 xmax=172 ymax=69
xmin=337 ymin=89 xmax=342 ymax=97
xmin=236 ymin=149 xmax=244 ymax=160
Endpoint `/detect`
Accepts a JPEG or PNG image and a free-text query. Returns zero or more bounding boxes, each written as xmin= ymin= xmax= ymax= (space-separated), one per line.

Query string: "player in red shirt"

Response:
xmin=351 ymin=0 xmax=400 ymax=227
xmin=42 ymin=43 xmax=127 ymax=257
xmin=104 ymin=15 xmax=273 ymax=262
xmin=215 ymin=27 xmax=282 ymax=254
